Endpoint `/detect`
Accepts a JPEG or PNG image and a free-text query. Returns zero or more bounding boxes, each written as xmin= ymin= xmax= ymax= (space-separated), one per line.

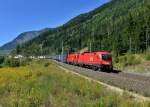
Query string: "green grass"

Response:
xmin=113 ymin=53 xmax=150 ymax=73
xmin=114 ymin=53 xmax=142 ymax=69
xmin=0 ymin=60 xmax=149 ymax=107
xmin=145 ymin=53 xmax=150 ymax=61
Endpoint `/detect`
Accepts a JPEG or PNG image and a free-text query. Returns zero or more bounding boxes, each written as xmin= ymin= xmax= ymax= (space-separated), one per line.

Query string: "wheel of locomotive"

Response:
xmin=98 ymin=66 xmax=102 ymax=72
xmin=92 ymin=66 xmax=97 ymax=71
xmin=109 ymin=68 xmax=113 ymax=72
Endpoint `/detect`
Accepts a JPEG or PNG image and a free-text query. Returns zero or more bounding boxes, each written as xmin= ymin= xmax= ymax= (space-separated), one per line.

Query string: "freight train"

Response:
xmin=52 ymin=51 xmax=113 ymax=72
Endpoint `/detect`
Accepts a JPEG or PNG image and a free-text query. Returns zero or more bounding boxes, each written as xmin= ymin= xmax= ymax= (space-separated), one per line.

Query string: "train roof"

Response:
xmin=68 ymin=52 xmax=111 ymax=55
xmin=96 ymin=52 xmax=111 ymax=54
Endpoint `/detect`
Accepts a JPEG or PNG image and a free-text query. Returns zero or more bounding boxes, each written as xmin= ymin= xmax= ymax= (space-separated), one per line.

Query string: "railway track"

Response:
xmin=54 ymin=60 xmax=150 ymax=98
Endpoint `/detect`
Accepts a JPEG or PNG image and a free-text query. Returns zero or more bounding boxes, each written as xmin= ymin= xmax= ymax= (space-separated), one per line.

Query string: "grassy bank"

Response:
xmin=114 ymin=52 xmax=150 ymax=73
xmin=0 ymin=60 xmax=149 ymax=107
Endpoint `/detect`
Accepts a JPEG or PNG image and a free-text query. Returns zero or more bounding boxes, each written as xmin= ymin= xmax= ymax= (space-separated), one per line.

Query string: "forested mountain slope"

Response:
xmin=1 ymin=31 xmax=39 ymax=50
xmin=15 ymin=0 xmax=150 ymax=56
xmin=0 ymin=28 xmax=50 ymax=51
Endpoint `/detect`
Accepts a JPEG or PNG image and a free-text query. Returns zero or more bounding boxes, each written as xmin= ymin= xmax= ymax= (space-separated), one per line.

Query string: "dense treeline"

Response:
xmin=14 ymin=0 xmax=150 ymax=56
xmin=0 ymin=56 xmax=31 ymax=68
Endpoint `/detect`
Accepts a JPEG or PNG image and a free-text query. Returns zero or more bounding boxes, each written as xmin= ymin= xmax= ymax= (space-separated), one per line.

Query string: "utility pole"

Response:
xmin=40 ymin=43 xmax=43 ymax=56
xmin=129 ymin=36 xmax=132 ymax=53
xmin=146 ymin=28 xmax=150 ymax=50
xmin=61 ymin=41 xmax=64 ymax=61
xmin=107 ymin=24 xmax=111 ymax=37
xmin=90 ymin=41 xmax=92 ymax=52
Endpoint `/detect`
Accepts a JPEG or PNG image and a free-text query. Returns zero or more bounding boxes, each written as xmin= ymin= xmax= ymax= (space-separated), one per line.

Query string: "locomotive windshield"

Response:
xmin=102 ymin=54 xmax=112 ymax=61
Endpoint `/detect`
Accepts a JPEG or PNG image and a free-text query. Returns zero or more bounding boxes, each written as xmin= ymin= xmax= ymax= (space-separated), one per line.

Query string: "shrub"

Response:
xmin=4 ymin=58 xmax=20 ymax=67
xmin=119 ymin=56 xmax=127 ymax=63
xmin=4 ymin=58 xmax=31 ymax=67
xmin=44 ymin=62 xmax=50 ymax=67
xmin=126 ymin=54 xmax=141 ymax=66
xmin=0 ymin=56 xmax=5 ymax=65
xmin=19 ymin=58 xmax=30 ymax=66
xmin=117 ymin=55 xmax=128 ymax=67
xmin=145 ymin=53 xmax=150 ymax=61
xmin=115 ymin=54 xmax=141 ymax=68
xmin=114 ymin=56 xmax=119 ymax=63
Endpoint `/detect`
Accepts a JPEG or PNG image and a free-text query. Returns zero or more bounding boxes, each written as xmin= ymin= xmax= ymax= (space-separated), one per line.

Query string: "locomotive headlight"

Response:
xmin=106 ymin=62 xmax=110 ymax=65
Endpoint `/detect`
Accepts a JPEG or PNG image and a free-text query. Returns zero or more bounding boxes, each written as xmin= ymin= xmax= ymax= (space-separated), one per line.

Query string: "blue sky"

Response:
xmin=0 ymin=0 xmax=110 ymax=46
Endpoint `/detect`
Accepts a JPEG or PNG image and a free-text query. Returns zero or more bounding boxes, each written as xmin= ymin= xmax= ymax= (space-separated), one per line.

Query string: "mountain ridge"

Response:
xmin=11 ymin=0 xmax=150 ymax=56
xmin=0 ymin=28 xmax=50 ymax=52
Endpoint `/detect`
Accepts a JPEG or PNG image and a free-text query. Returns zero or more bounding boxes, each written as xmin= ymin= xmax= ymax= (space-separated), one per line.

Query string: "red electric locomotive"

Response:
xmin=67 ymin=53 xmax=79 ymax=65
xmin=67 ymin=52 xmax=113 ymax=71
